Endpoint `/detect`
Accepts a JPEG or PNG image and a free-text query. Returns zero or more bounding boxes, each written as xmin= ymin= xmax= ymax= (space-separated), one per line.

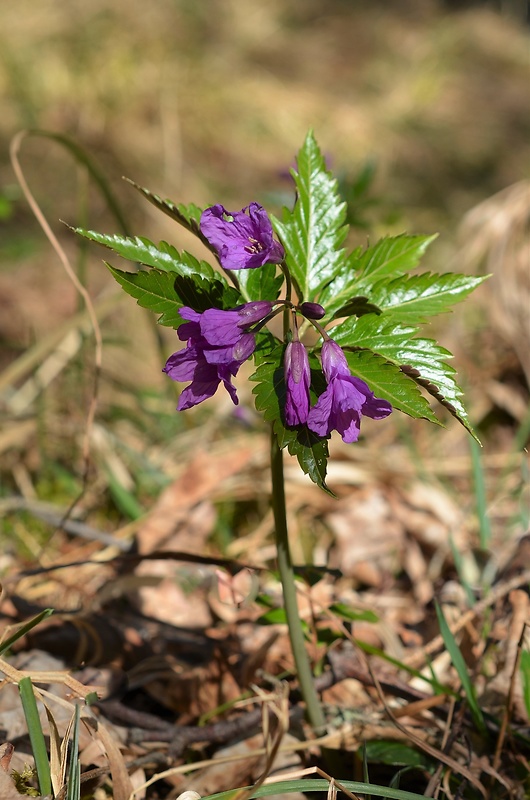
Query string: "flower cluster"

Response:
xmin=282 ymin=338 xmax=392 ymax=442
xmin=163 ymin=302 xmax=272 ymax=409
xmin=164 ymin=202 xmax=392 ymax=441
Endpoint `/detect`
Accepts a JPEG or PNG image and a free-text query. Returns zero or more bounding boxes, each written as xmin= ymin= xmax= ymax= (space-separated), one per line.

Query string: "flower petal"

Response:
xmin=284 ymin=342 xmax=311 ymax=426
xmin=200 ymin=302 xmax=272 ymax=346
xmin=200 ymin=309 xmax=242 ymax=345
xmin=348 ymin=376 xmax=393 ymax=419
xmin=307 ymin=371 xmax=392 ymax=443
xmin=307 ymin=383 xmax=335 ymax=437
xmin=163 ymin=346 xmax=201 ymax=381
xmin=217 ymin=365 xmax=239 ymax=405
xmin=321 ymin=340 xmax=351 ymax=380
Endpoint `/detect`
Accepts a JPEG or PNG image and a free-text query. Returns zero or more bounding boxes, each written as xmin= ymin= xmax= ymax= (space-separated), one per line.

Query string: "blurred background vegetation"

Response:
xmin=0 ymin=3 xmax=529 ymax=795
xmin=0 ymin=0 xmax=529 ymax=540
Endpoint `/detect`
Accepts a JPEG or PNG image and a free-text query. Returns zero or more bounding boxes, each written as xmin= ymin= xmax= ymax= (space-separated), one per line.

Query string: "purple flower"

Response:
xmin=200 ymin=202 xmax=284 ymax=270
xmin=307 ymin=340 xmax=392 ymax=443
xmin=163 ymin=303 xmax=271 ymax=410
xmin=284 ymin=341 xmax=310 ymax=426
xmin=197 ymin=301 xmax=273 ymax=345
xmin=163 ymin=344 xmax=240 ymax=410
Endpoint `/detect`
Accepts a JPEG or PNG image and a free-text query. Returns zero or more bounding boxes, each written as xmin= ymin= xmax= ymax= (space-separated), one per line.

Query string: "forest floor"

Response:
xmin=0 ymin=2 xmax=529 ymax=798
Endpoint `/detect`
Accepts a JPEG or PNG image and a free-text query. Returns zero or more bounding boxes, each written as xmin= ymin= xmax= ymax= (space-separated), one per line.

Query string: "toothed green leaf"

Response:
xmin=355 ymin=233 xmax=439 ymax=281
xmin=106 ymin=265 xmax=240 ymax=328
xmin=331 ymin=313 xmax=479 ymax=440
xmin=124 ymin=178 xmax=204 ymax=235
xmin=272 ymin=131 xmax=348 ymax=300
xmin=342 ymin=350 xmax=440 ymax=424
xmin=320 ymin=234 xmax=437 ymax=317
xmin=363 ymin=272 xmax=487 ymax=321
xmin=75 ymin=227 xmax=218 ymax=280
xmin=238 ymin=262 xmax=283 ymax=303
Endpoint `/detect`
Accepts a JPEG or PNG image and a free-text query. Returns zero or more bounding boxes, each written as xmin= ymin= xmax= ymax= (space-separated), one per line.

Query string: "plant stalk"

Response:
xmin=270 ymin=428 xmax=327 ymax=734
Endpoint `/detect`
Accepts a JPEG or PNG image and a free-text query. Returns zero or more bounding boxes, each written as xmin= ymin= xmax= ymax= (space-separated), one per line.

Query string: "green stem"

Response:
xmin=270 ymin=428 xmax=327 ymax=734
xmin=279 ymin=261 xmax=293 ymax=304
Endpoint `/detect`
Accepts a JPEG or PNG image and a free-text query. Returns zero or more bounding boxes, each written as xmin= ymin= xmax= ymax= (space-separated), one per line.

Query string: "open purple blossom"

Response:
xmin=200 ymin=203 xmax=284 ymax=270
xmin=163 ymin=344 xmax=240 ymax=410
xmin=197 ymin=301 xmax=273 ymax=345
xmin=163 ymin=306 xmax=264 ymax=409
xmin=307 ymin=340 xmax=392 ymax=443
xmin=284 ymin=341 xmax=311 ymax=426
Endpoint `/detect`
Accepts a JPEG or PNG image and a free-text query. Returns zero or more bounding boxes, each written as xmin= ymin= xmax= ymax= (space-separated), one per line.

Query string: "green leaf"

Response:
xmin=344 ymin=350 xmax=441 ymax=424
xmin=173 ymin=274 xmax=241 ymax=311
xmin=107 ymin=469 xmax=145 ymax=520
xmin=331 ymin=314 xmax=478 ymax=438
xmin=365 ymin=272 xmax=487 ymax=321
xmin=250 ymin=342 xmax=330 ymax=492
xmin=353 ymin=638 xmax=452 ymax=695
xmin=330 ymin=295 xmax=382 ymax=319
xmin=75 ymin=227 xmax=218 ymax=279
xmin=237 ymin=262 xmax=283 ymax=302
xmin=107 ymin=265 xmax=241 ymax=328
xmin=329 ymin=602 xmax=379 ymax=623
xmin=320 ymin=234 xmax=437 ymax=317
xmin=255 ymin=593 xmax=277 ymax=609
xmin=124 ymin=178 xmax=204 ymax=234
xmin=364 ymin=740 xmax=432 ymax=769
xmin=356 ymin=233 xmax=438 ymax=282
xmin=257 ymin=607 xmax=309 ymax=630
xmin=435 ymin=601 xmax=488 ymax=737
xmin=66 ymin=704 xmax=81 ymax=800
xmin=316 ymin=626 xmax=347 ymax=645
xmin=106 ymin=266 xmax=184 ymax=327
xmin=272 ymin=131 xmax=348 ymax=300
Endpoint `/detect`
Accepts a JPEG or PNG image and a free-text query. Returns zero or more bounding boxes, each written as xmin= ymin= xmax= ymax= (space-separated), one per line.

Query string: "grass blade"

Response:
xmin=470 ymin=438 xmax=492 ymax=550
xmin=353 ymin=637 xmax=452 ymax=696
xmin=362 ymin=743 xmax=372 ymax=800
xmin=521 ymin=648 xmax=530 ymax=720
xmin=202 ymin=778 xmax=439 ymax=800
xmin=18 ymin=676 xmax=52 ymax=796
xmin=435 ymin=601 xmax=487 ymax=737
xmin=448 ymin=533 xmax=476 ymax=607
xmin=66 ymin=703 xmax=81 ymax=800
xmin=0 ymin=608 xmax=53 ymax=655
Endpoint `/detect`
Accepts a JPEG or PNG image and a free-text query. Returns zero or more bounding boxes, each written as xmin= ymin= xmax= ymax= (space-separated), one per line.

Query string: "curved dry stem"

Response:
xmin=9 ymin=129 xmax=102 ymax=516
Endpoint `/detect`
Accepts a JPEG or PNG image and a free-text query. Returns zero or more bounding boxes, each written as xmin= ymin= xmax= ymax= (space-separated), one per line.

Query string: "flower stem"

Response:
xmin=270 ymin=428 xmax=327 ymax=735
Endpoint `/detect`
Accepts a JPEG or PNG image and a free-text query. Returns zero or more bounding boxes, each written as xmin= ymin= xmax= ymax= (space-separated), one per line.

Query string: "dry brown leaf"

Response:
xmin=459 ymin=179 xmax=530 ymax=386
xmin=483 ymin=589 xmax=530 ymax=722
xmin=87 ymin=712 xmax=134 ymax=800
xmin=137 ymin=447 xmax=255 ymax=553
xmin=0 ymin=743 xmax=14 ymax=773
xmin=402 ymin=536 xmax=433 ymax=606
xmin=327 ymin=487 xmax=403 ymax=585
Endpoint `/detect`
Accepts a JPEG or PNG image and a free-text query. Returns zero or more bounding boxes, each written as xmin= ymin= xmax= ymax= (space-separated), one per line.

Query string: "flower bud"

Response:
xmin=300 ymin=301 xmax=326 ymax=320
